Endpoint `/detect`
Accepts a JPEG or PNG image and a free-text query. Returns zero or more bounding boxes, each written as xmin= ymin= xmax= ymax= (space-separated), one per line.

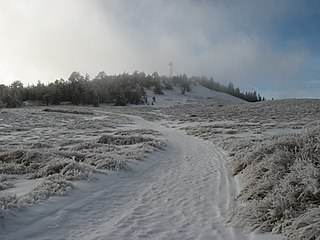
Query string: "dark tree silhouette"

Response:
xmin=1 ymin=71 xmax=264 ymax=108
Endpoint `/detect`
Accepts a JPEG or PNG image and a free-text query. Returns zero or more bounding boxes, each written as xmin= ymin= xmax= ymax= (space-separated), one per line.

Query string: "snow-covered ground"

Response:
xmin=143 ymin=85 xmax=246 ymax=107
xmin=161 ymin=99 xmax=320 ymax=239
xmin=1 ymin=92 xmax=319 ymax=239
xmin=0 ymin=111 xmax=281 ymax=240
xmin=0 ymin=106 xmax=165 ymax=216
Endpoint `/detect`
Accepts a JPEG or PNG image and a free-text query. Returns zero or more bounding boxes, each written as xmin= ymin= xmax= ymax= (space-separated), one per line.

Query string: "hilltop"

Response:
xmin=0 ymin=71 xmax=261 ymax=108
xmin=142 ymin=84 xmax=247 ymax=108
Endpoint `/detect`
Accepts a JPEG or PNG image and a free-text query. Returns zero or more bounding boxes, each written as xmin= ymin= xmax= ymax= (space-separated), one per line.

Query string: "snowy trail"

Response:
xmin=0 ymin=116 xmax=280 ymax=240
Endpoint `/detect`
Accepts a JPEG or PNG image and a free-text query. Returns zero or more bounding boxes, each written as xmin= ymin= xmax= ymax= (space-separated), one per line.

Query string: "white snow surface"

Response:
xmin=7 ymin=176 xmax=43 ymax=197
xmin=0 ymin=115 xmax=281 ymax=240
xmin=143 ymin=85 xmax=246 ymax=107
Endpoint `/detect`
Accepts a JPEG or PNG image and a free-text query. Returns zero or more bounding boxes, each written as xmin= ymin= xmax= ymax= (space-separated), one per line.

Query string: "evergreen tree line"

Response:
xmin=0 ymin=71 xmax=264 ymax=108
xmin=197 ymin=77 xmax=265 ymax=102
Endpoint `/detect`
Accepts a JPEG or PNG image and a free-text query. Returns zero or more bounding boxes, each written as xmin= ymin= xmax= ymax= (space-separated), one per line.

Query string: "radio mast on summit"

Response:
xmin=169 ymin=62 xmax=173 ymax=77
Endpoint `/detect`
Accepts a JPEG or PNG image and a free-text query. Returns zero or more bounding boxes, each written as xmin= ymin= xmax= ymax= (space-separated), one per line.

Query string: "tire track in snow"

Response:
xmin=0 ymin=115 xmax=279 ymax=240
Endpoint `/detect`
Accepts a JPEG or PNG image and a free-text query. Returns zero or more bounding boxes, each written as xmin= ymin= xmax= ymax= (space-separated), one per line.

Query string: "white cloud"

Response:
xmin=0 ymin=0 xmax=317 ymax=99
xmin=0 ymin=0 xmax=136 ymax=84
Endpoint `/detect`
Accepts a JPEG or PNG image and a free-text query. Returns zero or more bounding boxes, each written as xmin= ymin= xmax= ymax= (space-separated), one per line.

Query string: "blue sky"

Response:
xmin=0 ymin=0 xmax=319 ymax=99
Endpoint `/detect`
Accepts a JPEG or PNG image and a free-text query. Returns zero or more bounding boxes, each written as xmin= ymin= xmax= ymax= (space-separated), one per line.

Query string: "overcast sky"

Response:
xmin=0 ymin=0 xmax=319 ymax=99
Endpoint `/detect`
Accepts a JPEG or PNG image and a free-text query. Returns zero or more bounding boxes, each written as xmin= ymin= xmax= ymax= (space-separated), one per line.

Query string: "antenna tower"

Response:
xmin=169 ymin=62 xmax=173 ymax=77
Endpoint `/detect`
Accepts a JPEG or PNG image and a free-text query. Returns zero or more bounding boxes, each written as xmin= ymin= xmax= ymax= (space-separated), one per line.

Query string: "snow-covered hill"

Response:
xmin=143 ymin=85 xmax=246 ymax=107
xmin=0 ymin=111 xmax=280 ymax=240
xmin=2 ymin=99 xmax=318 ymax=240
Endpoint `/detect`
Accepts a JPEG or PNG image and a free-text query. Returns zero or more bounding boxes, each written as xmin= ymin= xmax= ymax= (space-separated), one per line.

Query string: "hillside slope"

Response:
xmin=144 ymin=85 xmax=247 ymax=107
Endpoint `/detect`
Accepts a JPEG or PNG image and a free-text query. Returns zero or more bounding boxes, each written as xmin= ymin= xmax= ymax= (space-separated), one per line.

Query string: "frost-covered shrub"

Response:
xmin=32 ymin=160 xmax=69 ymax=178
xmin=54 ymin=151 xmax=86 ymax=162
xmin=114 ymin=129 xmax=161 ymax=136
xmin=0 ymin=192 xmax=18 ymax=217
xmin=27 ymin=158 xmax=94 ymax=180
xmin=95 ymin=157 xmax=127 ymax=171
xmin=0 ymin=175 xmax=15 ymax=190
xmin=0 ymin=150 xmax=42 ymax=165
xmin=227 ymin=198 xmax=276 ymax=233
xmin=98 ymin=135 xmax=153 ymax=145
xmin=30 ymin=142 xmax=54 ymax=149
xmin=60 ymin=162 xmax=93 ymax=180
xmin=0 ymin=162 xmax=93 ymax=216
xmin=144 ymin=140 xmax=167 ymax=151
xmin=228 ymin=127 xmax=320 ymax=237
xmin=282 ymin=207 xmax=320 ymax=240
xmin=58 ymin=139 xmax=83 ymax=147
xmin=23 ymin=174 xmax=73 ymax=203
xmin=72 ymin=142 xmax=106 ymax=151
xmin=0 ymin=150 xmax=25 ymax=164
xmin=229 ymin=134 xmax=299 ymax=177
xmin=0 ymin=150 xmax=50 ymax=175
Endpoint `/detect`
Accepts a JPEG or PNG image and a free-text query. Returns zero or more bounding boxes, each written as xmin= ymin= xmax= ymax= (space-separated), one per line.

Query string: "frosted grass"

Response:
xmin=0 ymin=106 xmax=165 ymax=217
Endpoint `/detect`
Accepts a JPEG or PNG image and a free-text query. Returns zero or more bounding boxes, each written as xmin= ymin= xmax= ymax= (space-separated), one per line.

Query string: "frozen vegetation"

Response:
xmin=0 ymin=92 xmax=319 ymax=239
xmin=172 ymin=99 xmax=320 ymax=239
xmin=0 ymin=106 xmax=165 ymax=218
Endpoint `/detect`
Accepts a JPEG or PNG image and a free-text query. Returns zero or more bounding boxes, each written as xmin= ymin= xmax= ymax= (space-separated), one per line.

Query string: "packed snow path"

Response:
xmin=0 ymin=115 xmax=280 ymax=240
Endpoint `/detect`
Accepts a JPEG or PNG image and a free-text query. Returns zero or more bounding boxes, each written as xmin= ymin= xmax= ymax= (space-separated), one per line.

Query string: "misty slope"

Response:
xmin=144 ymin=85 xmax=246 ymax=107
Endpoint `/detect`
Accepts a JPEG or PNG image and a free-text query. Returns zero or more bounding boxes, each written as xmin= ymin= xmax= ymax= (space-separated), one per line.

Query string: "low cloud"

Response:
xmin=0 ymin=0 xmax=317 ymax=98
